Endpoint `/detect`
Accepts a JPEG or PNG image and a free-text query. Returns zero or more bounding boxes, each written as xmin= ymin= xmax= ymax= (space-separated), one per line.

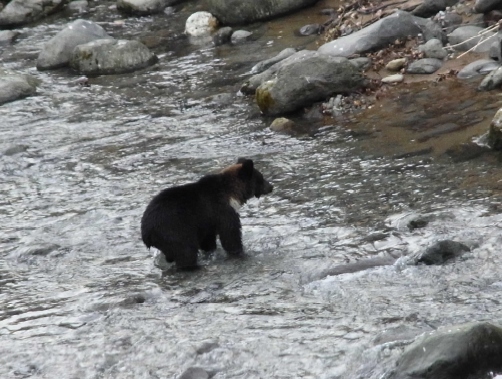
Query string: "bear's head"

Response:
xmin=222 ymin=158 xmax=273 ymax=209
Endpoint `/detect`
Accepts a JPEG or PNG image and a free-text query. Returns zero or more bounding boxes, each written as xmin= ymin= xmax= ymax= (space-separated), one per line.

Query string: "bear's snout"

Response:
xmin=262 ymin=181 xmax=273 ymax=195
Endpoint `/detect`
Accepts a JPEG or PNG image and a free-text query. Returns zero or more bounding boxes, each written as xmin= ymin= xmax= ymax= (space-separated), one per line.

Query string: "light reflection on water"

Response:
xmin=2 ymin=5 xmax=502 ymax=379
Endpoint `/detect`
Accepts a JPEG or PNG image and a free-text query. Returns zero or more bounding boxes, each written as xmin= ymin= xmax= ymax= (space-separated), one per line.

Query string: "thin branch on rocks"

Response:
xmin=446 ymin=23 xmax=500 ymax=59
xmin=358 ymin=0 xmax=408 ymax=15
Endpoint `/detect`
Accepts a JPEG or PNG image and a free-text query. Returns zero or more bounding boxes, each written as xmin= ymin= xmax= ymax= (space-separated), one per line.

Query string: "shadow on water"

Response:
xmin=2 ymin=1 xmax=502 ymax=378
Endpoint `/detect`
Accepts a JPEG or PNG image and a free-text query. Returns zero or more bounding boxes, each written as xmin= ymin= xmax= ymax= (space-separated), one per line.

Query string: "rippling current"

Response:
xmin=2 ymin=2 xmax=502 ymax=379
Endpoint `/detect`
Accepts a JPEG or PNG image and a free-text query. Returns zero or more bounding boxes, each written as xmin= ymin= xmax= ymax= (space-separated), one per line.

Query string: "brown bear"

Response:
xmin=141 ymin=158 xmax=273 ymax=270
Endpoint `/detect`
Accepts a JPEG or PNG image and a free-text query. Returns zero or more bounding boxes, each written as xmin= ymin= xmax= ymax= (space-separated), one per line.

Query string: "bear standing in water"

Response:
xmin=141 ymin=158 xmax=273 ymax=270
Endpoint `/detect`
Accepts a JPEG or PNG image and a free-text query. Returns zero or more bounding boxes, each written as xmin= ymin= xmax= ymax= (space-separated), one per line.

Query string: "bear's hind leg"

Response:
xmin=199 ymin=234 xmax=217 ymax=252
xmin=148 ymin=234 xmax=176 ymax=263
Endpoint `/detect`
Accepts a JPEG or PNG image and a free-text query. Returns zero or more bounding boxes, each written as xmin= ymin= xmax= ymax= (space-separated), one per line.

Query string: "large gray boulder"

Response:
xmin=117 ymin=0 xmax=181 ymax=15
xmin=255 ymin=53 xmax=365 ymax=115
xmin=0 ymin=0 xmax=69 ymax=28
xmin=0 ymin=69 xmax=39 ymax=105
xmin=389 ymin=322 xmax=502 ymax=379
xmin=474 ymin=0 xmax=502 ymax=13
xmin=242 ymin=49 xmax=318 ymax=94
xmin=411 ymin=0 xmax=460 ymax=18
xmin=250 ymin=47 xmax=297 ymax=74
xmin=457 ymin=59 xmax=500 ymax=79
xmin=318 ymin=11 xmax=426 ymax=57
xmin=448 ymin=26 xmax=495 ymax=52
xmin=203 ymin=0 xmax=319 ymax=25
xmin=37 ymin=20 xmax=113 ymax=71
xmin=70 ymin=39 xmax=158 ymax=75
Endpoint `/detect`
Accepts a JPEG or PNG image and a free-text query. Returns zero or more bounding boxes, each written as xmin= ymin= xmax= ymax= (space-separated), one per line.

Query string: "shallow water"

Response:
xmin=2 ymin=2 xmax=502 ymax=379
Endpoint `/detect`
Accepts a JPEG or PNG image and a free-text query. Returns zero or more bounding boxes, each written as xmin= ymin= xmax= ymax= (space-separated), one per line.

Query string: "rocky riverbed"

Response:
xmin=3 ymin=0 xmax=502 ymax=378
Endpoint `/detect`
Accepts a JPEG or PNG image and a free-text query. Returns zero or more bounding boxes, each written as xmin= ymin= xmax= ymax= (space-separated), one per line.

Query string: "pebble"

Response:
xmin=381 ymin=74 xmax=404 ymax=83
xmin=385 ymin=58 xmax=407 ymax=71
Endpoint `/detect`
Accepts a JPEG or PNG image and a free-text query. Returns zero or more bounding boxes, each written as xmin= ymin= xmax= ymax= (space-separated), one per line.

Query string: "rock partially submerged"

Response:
xmin=185 ymin=11 xmax=218 ymax=37
xmin=417 ymin=239 xmax=470 ymax=264
xmin=389 ymin=322 xmax=502 ymax=379
xmin=204 ymin=0 xmax=319 ymax=25
xmin=250 ymin=47 xmax=297 ymax=74
xmin=255 ymin=53 xmax=365 ymax=115
xmin=117 ymin=0 xmax=178 ymax=15
xmin=70 ymin=39 xmax=158 ymax=75
xmin=37 ymin=19 xmax=113 ymax=71
xmin=0 ymin=69 xmax=39 ymax=105
xmin=0 ymin=0 xmax=69 ymax=28
xmin=177 ymin=367 xmax=210 ymax=379
xmin=270 ymin=117 xmax=296 ymax=132
xmin=212 ymin=26 xmax=233 ymax=46
xmin=488 ymin=107 xmax=502 ymax=150
xmin=231 ymin=30 xmax=253 ymax=44
xmin=242 ymin=50 xmax=317 ymax=94
xmin=0 ymin=30 xmax=19 ymax=45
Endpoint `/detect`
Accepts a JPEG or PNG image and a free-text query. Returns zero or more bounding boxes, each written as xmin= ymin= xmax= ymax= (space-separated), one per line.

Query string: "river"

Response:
xmin=2 ymin=1 xmax=502 ymax=378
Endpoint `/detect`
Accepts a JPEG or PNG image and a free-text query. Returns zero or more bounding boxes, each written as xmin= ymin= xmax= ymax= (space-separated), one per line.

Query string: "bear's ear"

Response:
xmin=238 ymin=158 xmax=254 ymax=177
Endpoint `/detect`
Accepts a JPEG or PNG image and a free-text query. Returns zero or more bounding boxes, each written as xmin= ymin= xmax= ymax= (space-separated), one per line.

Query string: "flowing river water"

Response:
xmin=2 ymin=1 xmax=502 ymax=378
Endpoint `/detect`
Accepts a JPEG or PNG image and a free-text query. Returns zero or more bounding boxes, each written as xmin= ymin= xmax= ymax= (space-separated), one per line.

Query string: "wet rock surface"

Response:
xmin=212 ymin=26 xmax=232 ymax=46
xmin=37 ymin=19 xmax=113 ymax=70
xmin=69 ymin=39 xmax=158 ymax=75
xmin=117 ymin=0 xmax=174 ymax=15
xmin=0 ymin=69 xmax=38 ymax=105
xmin=204 ymin=0 xmax=319 ymax=25
xmin=270 ymin=117 xmax=296 ymax=132
xmin=242 ymin=49 xmax=317 ymax=94
xmin=488 ymin=107 xmax=502 ymax=149
xmin=250 ymin=47 xmax=297 ymax=74
xmin=185 ymin=11 xmax=218 ymax=37
xmin=389 ymin=322 xmax=502 ymax=379
xmin=0 ymin=0 xmax=69 ymax=28
xmin=417 ymin=240 xmax=471 ymax=264
xmin=255 ymin=54 xmax=364 ymax=115
xmin=0 ymin=30 xmax=19 ymax=44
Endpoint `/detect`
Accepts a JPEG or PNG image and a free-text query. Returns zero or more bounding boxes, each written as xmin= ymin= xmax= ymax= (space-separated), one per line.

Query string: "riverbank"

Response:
xmin=2 ymin=1 xmax=502 ymax=379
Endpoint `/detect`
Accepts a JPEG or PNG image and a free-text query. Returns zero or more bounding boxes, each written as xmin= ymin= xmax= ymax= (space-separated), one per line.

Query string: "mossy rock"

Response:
xmin=255 ymin=80 xmax=276 ymax=114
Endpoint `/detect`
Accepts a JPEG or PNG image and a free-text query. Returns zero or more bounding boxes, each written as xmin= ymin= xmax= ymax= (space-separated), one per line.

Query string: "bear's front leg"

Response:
xmin=174 ymin=241 xmax=200 ymax=270
xmin=218 ymin=211 xmax=243 ymax=256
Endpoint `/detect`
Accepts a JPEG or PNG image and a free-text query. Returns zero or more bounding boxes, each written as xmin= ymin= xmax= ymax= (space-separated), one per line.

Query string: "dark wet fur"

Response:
xmin=141 ymin=158 xmax=273 ymax=270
